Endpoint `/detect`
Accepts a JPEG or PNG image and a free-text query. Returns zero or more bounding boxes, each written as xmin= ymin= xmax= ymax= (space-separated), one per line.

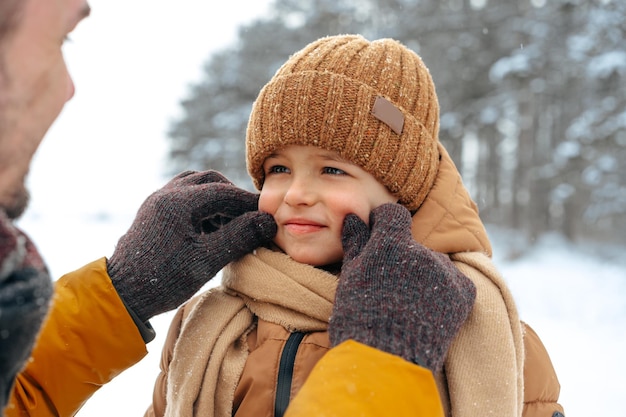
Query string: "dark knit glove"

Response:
xmin=108 ymin=170 xmax=276 ymax=323
xmin=0 ymin=211 xmax=53 ymax=410
xmin=329 ymin=203 xmax=476 ymax=372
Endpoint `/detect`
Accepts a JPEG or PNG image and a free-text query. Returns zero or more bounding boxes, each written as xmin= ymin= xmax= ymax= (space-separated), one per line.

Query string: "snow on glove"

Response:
xmin=108 ymin=170 xmax=277 ymax=323
xmin=0 ymin=211 xmax=53 ymax=409
xmin=329 ymin=203 xmax=476 ymax=372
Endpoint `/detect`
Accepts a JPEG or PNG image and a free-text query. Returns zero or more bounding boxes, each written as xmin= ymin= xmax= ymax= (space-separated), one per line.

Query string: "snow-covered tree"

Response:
xmin=167 ymin=0 xmax=626 ymax=244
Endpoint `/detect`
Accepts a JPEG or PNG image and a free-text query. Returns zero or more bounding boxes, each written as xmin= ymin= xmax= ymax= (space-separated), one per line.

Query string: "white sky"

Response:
xmin=19 ymin=2 xmax=275 ymax=415
xmin=25 ymin=0 xmax=272 ymax=219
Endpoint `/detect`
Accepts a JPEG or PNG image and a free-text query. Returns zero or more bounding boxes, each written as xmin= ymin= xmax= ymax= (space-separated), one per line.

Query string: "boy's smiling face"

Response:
xmin=258 ymin=145 xmax=398 ymax=267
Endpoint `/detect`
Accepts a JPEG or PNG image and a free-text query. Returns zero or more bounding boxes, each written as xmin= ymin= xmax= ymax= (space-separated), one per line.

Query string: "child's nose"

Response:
xmin=283 ymin=176 xmax=316 ymax=206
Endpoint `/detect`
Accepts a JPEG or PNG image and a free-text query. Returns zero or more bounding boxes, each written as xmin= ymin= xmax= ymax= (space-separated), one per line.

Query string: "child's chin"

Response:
xmin=288 ymin=252 xmax=342 ymax=269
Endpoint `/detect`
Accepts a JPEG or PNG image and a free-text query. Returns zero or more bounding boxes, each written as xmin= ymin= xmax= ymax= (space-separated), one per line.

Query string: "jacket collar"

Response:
xmin=411 ymin=143 xmax=492 ymax=257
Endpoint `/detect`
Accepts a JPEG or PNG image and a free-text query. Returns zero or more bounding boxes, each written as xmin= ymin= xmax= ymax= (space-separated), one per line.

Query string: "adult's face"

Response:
xmin=0 ymin=0 xmax=90 ymax=218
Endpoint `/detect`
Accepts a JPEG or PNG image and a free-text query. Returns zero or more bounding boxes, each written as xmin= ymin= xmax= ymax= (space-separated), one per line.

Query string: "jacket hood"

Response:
xmin=411 ymin=143 xmax=492 ymax=257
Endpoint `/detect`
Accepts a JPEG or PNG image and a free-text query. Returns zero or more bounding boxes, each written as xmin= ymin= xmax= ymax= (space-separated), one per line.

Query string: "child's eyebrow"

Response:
xmin=265 ymin=148 xmax=351 ymax=164
xmin=317 ymin=151 xmax=351 ymax=163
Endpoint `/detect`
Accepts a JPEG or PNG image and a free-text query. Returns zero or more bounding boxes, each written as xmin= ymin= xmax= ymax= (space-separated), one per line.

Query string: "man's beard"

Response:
xmin=3 ymin=185 xmax=30 ymax=220
xmin=0 ymin=73 xmax=30 ymax=219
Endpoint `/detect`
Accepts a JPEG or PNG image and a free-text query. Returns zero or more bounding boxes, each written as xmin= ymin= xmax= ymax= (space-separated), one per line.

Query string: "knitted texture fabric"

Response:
xmin=0 ymin=211 xmax=52 ymax=409
xmin=159 ymin=247 xmax=338 ymax=417
xmin=108 ymin=170 xmax=277 ymax=323
xmin=329 ymin=203 xmax=476 ymax=372
xmin=246 ymin=34 xmax=440 ymax=211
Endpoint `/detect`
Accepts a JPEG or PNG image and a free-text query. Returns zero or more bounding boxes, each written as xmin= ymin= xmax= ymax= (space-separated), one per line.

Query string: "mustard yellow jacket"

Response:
xmin=6 ymin=259 xmax=443 ymax=417
xmin=5 ymin=259 xmax=148 ymax=417
xmin=286 ymin=340 xmax=445 ymax=417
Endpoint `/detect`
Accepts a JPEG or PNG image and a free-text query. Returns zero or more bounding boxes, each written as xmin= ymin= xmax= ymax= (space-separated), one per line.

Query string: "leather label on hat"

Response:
xmin=372 ymin=96 xmax=404 ymax=135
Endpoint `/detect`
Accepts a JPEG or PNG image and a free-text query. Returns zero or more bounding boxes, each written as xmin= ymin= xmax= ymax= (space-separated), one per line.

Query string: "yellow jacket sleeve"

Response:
xmin=5 ymin=258 xmax=148 ymax=417
xmin=285 ymin=340 xmax=444 ymax=417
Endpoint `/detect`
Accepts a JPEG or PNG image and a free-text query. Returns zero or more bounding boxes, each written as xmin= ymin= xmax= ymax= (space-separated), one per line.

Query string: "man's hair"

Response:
xmin=0 ymin=0 xmax=24 ymax=43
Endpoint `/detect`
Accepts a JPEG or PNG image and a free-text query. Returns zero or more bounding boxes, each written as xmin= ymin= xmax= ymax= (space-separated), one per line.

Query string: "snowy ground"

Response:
xmin=493 ymin=229 xmax=626 ymax=417
xmin=16 ymin=211 xmax=626 ymax=417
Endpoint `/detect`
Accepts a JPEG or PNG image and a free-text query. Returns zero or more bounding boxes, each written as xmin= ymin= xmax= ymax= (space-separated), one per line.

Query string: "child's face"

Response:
xmin=258 ymin=145 xmax=397 ymax=267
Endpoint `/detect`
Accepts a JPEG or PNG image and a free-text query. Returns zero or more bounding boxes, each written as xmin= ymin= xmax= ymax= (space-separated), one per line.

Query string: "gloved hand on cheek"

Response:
xmin=107 ymin=170 xmax=276 ymax=323
xmin=329 ymin=203 xmax=476 ymax=372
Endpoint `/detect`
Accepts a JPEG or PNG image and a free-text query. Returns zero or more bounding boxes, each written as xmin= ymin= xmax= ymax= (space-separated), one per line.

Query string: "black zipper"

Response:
xmin=274 ymin=331 xmax=306 ymax=417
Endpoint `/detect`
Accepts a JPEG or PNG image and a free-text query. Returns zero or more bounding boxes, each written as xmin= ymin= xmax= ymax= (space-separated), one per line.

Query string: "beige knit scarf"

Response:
xmin=163 ymin=248 xmax=337 ymax=417
xmin=164 ymin=248 xmax=523 ymax=417
xmin=448 ymin=252 xmax=524 ymax=417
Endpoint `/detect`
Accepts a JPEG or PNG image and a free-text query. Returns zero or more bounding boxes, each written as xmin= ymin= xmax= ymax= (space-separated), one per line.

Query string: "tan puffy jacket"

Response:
xmin=411 ymin=144 xmax=564 ymax=416
xmin=146 ymin=303 xmax=562 ymax=417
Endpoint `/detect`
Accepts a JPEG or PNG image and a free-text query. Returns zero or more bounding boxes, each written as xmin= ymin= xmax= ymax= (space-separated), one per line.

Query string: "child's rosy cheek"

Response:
xmin=257 ymin=190 xmax=280 ymax=215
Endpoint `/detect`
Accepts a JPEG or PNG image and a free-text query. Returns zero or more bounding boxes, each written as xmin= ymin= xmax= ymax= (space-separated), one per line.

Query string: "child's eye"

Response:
xmin=322 ymin=166 xmax=346 ymax=175
xmin=267 ymin=165 xmax=290 ymax=174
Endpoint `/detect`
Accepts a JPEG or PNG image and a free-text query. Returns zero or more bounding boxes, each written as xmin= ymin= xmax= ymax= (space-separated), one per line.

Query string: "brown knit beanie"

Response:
xmin=246 ymin=34 xmax=440 ymax=211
